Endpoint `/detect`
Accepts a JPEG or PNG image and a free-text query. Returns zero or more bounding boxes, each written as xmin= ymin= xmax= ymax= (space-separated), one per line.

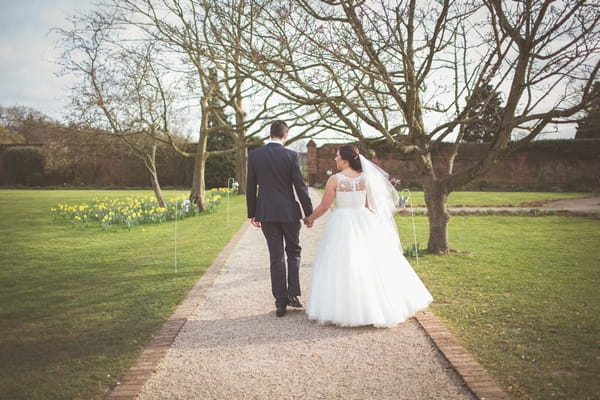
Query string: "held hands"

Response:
xmin=251 ymin=217 xmax=313 ymax=228
xmin=303 ymin=216 xmax=314 ymax=228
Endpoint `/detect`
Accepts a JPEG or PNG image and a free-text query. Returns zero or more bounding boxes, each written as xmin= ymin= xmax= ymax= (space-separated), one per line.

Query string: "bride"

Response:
xmin=304 ymin=145 xmax=433 ymax=328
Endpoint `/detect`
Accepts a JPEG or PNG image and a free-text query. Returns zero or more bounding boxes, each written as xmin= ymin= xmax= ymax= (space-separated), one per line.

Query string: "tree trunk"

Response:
xmin=234 ymin=89 xmax=247 ymax=194
xmin=149 ymin=169 xmax=166 ymax=208
xmin=189 ymin=146 xmax=207 ymax=211
xmin=143 ymin=145 xmax=166 ymax=208
xmin=235 ymin=144 xmax=248 ymax=194
xmin=423 ymin=176 xmax=450 ymax=254
xmin=190 ymin=105 xmax=209 ymax=211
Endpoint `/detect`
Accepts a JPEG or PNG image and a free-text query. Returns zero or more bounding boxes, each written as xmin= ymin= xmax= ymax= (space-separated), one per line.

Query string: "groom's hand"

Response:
xmin=250 ymin=217 xmax=261 ymax=228
xmin=303 ymin=217 xmax=314 ymax=228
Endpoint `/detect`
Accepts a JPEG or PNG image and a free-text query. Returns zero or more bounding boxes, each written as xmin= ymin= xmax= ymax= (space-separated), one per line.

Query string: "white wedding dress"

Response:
xmin=306 ymin=172 xmax=433 ymax=328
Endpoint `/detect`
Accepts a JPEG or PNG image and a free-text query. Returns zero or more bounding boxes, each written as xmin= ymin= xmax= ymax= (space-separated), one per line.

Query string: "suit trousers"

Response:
xmin=261 ymin=221 xmax=302 ymax=307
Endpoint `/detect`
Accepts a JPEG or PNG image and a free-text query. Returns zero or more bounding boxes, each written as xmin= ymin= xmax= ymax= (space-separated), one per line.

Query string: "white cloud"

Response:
xmin=0 ymin=0 xmax=96 ymax=120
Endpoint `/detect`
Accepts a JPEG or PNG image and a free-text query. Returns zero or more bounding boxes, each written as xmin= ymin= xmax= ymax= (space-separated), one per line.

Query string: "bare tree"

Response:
xmin=57 ymin=11 xmax=180 ymax=206
xmin=57 ymin=2 xmax=226 ymax=209
xmin=59 ymin=0 xmax=332 ymax=209
xmin=0 ymin=105 xmax=53 ymax=143
xmin=203 ymin=0 xmax=333 ymax=193
xmin=238 ymin=0 xmax=600 ymax=253
xmin=0 ymin=126 xmax=24 ymax=144
xmin=114 ymin=0 xmax=329 ymax=198
xmin=0 ymin=105 xmax=126 ymax=185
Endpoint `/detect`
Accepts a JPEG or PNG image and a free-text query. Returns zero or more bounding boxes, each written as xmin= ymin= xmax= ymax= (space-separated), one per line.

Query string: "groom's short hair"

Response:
xmin=270 ymin=120 xmax=288 ymax=139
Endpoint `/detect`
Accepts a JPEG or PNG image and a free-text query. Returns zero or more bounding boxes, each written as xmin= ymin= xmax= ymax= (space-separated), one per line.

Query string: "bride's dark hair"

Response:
xmin=339 ymin=144 xmax=362 ymax=172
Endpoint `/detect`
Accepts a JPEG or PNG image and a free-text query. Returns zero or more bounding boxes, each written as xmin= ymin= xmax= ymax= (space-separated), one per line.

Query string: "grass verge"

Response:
xmin=400 ymin=191 xmax=593 ymax=207
xmin=0 ymin=189 xmax=246 ymax=399
xmin=396 ymin=214 xmax=599 ymax=400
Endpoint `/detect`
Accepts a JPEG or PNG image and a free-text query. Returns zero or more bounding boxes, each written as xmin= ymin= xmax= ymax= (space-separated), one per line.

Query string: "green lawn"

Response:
xmin=1 ymin=190 xmax=598 ymax=399
xmin=0 ymin=189 xmax=247 ymax=399
xmin=396 ymin=214 xmax=600 ymax=400
xmin=401 ymin=191 xmax=593 ymax=207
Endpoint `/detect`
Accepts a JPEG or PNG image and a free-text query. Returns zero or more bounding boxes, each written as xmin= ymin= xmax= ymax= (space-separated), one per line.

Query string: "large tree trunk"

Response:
xmin=234 ymin=87 xmax=247 ymax=195
xmin=423 ymin=176 xmax=450 ymax=254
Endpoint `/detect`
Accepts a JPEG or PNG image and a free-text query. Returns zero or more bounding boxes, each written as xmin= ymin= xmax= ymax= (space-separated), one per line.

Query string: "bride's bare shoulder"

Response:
xmin=326 ymin=174 xmax=338 ymax=187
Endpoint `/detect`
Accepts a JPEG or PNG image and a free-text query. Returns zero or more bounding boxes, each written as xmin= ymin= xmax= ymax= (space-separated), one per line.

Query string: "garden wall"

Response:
xmin=2 ymin=140 xmax=599 ymax=191
xmin=0 ymin=143 xmax=188 ymax=188
xmin=306 ymin=140 xmax=600 ymax=191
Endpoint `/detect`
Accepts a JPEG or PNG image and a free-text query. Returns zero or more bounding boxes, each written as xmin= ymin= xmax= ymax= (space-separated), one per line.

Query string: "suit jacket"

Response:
xmin=246 ymin=142 xmax=313 ymax=222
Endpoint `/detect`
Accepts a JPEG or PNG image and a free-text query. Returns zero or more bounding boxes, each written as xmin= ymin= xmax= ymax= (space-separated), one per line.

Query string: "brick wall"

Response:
xmin=0 ymin=143 xmax=186 ymax=187
xmin=3 ymin=140 xmax=598 ymax=190
xmin=306 ymin=140 xmax=600 ymax=191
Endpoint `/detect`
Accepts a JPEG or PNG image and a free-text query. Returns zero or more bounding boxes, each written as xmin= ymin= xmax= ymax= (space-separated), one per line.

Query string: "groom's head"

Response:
xmin=270 ymin=120 xmax=288 ymax=141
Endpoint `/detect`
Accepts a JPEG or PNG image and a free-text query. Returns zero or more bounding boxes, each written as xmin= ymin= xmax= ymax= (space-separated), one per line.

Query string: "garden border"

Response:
xmin=416 ymin=310 xmax=510 ymax=400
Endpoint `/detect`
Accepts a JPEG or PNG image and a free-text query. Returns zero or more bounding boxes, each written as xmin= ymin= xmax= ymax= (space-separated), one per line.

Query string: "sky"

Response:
xmin=0 ymin=0 xmax=576 ymax=139
xmin=0 ymin=0 xmax=96 ymax=121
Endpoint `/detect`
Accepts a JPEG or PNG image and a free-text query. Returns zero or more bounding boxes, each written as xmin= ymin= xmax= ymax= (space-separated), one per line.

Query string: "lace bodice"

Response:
xmin=336 ymin=173 xmax=367 ymax=209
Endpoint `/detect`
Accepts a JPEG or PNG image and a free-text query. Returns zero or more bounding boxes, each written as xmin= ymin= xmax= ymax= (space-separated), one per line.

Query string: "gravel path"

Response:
xmin=137 ymin=189 xmax=474 ymax=400
xmin=404 ymin=196 xmax=600 ymax=216
xmin=541 ymin=196 xmax=600 ymax=213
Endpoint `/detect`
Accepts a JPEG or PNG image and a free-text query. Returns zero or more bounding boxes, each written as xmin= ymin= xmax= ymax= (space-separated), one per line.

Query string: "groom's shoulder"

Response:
xmin=249 ymin=144 xmax=297 ymax=162
xmin=282 ymin=146 xmax=298 ymax=156
xmin=251 ymin=144 xmax=296 ymax=154
xmin=249 ymin=145 xmax=268 ymax=158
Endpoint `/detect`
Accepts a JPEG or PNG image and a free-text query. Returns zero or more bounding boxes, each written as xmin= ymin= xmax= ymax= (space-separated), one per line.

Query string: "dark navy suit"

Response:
xmin=246 ymin=142 xmax=313 ymax=307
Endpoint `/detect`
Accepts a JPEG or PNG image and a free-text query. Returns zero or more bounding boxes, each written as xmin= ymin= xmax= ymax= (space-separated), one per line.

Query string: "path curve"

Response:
xmin=540 ymin=196 xmax=600 ymax=213
xmin=402 ymin=195 xmax=600 ymax=215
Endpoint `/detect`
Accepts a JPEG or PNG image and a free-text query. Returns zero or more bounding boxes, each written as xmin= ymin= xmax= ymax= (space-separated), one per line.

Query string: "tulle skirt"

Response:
xmin=307 ymin=207 xmax=433 ymax=328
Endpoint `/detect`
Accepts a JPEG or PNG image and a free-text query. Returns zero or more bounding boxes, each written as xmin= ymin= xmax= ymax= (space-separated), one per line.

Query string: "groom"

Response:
xmin=246 ymin=120 xmax=313 ymax=317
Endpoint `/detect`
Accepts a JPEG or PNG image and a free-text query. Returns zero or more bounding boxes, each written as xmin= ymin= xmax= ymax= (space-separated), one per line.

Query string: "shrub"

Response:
xmin=403 ymin=242 xmax=425 ymax=257
xmin=478 ymin=180 xmax=491 ymax=190
xmin=26 ymin=172 xmax=44 ymax=186
xmin=1 ymin=146 xmax=44 ymax=185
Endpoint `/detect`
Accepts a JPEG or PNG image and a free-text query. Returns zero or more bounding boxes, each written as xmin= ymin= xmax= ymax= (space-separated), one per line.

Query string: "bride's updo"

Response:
xmin=339 ymin=144 xmax=362 ymax=172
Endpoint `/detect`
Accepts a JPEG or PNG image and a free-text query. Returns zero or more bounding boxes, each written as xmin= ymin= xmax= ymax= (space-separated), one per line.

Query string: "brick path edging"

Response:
xmin=106 ymin=218 xmax=509 ymax=400
xmin=106 ymin=221 xmax=251 ymax=400
xmin=416 ymin=310 xmax=510 ymax=400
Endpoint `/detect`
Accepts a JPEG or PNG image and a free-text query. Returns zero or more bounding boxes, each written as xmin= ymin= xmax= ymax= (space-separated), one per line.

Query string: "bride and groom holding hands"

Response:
xmin=246 ymin=120 xmax=432 ymax=327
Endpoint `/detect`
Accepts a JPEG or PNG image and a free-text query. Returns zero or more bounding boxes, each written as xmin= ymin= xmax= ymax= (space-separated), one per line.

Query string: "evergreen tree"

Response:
xmin=205 ymin=70 xmax=236 ymax=189
xmin=576 ymin=82 xmax=600 ymax=139
xmin=205 ymin=130 xmax=236 ymax=189
xmin=462 ymin=84 xmax=504 ymax=143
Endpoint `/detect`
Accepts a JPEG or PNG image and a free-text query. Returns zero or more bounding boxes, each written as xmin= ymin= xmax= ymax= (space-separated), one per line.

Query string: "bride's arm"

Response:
xmin=305 ymin=175 xmax=336 ymax=225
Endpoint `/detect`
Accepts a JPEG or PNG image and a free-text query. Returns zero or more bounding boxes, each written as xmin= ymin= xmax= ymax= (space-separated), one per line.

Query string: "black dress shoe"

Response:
xmin=288 ymin=296 xmax=303 ymax=308
xmin=276 ymin=305 xmax=287 ymax=317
